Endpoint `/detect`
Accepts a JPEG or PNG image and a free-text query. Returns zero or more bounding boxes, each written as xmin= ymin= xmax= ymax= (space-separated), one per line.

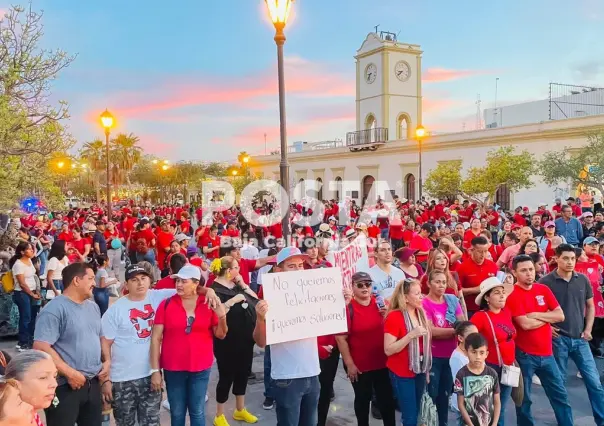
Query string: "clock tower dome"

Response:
xmin=355 ymin=32 xmax=423 ymax=140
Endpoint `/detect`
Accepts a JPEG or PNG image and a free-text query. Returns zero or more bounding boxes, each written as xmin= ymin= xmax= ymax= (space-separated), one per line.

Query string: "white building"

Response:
xmin=250 ymin=32 xmax=604 ymax=210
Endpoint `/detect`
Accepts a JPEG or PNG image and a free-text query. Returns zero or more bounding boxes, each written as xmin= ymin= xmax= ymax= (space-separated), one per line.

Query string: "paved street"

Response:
xmin=1 ymin=338 xmax=601 ymax=425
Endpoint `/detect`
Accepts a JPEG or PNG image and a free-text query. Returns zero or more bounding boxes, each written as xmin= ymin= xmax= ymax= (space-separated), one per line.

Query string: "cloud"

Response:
xmin=422 ymin=68 xmax=492 ymax=83
xmin=573 ymin=60 xmax=604 ymax=82
xmin=579 ymin=0 xmax=603 ymax=20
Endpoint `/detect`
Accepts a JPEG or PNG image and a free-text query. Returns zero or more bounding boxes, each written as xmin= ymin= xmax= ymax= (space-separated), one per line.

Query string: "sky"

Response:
xmin=10 ymin=0 xmax=604 ymax=162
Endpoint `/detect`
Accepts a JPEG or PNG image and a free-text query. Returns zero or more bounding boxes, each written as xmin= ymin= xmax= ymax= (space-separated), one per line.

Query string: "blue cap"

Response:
xmin=276 ymin=246 xmax=309 ymax=266
xmin=583 ymin=236 xmax=600 ymax=246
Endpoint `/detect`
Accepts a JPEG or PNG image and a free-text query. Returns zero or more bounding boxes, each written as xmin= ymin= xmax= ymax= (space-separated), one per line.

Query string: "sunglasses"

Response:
xmin=185 ymin=316 xmax=195 ymax=334
xmin=355 ymin=282 xmax=372 ymax=289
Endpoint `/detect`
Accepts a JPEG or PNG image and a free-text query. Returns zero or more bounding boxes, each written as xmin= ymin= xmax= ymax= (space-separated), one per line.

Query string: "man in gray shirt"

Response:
xmin=34 ymin=262 xmax=108 ymax=426
xmin=539 ymin=244 xmax=604 ymax=425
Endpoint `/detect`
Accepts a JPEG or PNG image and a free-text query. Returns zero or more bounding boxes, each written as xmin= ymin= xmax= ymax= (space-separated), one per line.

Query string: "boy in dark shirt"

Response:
xmin=454 ymin=333 xmax=501 ymax=426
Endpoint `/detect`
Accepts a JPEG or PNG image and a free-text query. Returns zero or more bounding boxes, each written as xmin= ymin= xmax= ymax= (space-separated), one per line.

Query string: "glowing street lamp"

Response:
xmin=232 ymin=169 xmax=238 ymax=176
xmin=415 ymin=125 xmax=426 ymax=201
xmin=162 ymin=164 xmax=169 ymax=172
xmin=57 ymin=161 xmax=65 ymax=169
xmin=265 ymin=0 xmax=294 ymax=245
xmin=100 ymin=109 xmax=115 ymax=217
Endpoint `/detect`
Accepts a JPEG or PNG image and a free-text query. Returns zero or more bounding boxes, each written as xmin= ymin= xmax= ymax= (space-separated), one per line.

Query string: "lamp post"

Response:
xmin=265 ymin=0 xmax=293 ymax=246
xmin=153 ymin=159 xmax=170 ymax=203
xmin=415 ymin=125 xmax=426 ymax=202
xmin=100 ymin=109 xmax=115 ymax=217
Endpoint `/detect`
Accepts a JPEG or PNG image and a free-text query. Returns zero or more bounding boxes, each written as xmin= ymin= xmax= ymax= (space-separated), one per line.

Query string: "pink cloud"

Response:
xmin=422 ymin=68 xmax=492 ymax=83
xmin=136 ymin=134 xmax=173 ymax=156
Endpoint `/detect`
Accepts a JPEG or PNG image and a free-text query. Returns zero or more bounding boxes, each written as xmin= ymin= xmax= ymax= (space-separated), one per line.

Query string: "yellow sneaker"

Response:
xmin=213 ymin=414 xmax=230 ymax=426
xmin=233 ymin=408 xmax=258 ymax=424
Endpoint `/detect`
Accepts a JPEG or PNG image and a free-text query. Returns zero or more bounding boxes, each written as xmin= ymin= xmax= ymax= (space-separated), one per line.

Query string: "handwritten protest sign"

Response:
xmin=262 ymin=267 xmax=347 ymax=345
xmin=327 ymin=235 xmax=370 ymax=290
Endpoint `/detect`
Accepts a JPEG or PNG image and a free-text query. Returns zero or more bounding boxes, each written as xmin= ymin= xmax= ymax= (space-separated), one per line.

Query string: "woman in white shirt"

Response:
xmin=45 ymin=240 xmax=69 ymax=297
xmin=10 ymin=242 xmax=41 ymax=351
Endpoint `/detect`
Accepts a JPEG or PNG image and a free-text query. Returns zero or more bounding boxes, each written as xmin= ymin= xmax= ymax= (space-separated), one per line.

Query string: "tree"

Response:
xmin=539 ymin=132 xmax=604 ymax=195
xmin=424 ymin=160 xmax=462 ymax=200
xmin=80 ymin=139 xmax=105 ymax=203
xmin=110 ymin=133 xmax=142 ymax=187
xmin=423 ymin=146 xmax=535 ymax=205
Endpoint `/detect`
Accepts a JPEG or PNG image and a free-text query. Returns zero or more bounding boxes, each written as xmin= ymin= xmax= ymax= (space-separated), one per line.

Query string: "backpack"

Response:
xmin=1 ymin=271 xmax=14 ymax=294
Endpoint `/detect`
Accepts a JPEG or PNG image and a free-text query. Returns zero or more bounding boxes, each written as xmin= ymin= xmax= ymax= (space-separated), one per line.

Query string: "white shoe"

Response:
xmin=532 ymin=375 xmax=541 ymax=385
xmin=162 ymin=400 xmax=170 ymax=411
xmin=205 ymin=394 xmax=209 ymax=403
xmin=577 ymin=371 xmax=583 ymax=379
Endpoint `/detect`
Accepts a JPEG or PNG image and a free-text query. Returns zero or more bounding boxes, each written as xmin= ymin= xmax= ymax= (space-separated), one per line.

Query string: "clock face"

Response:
xmin=365 ymin=63 xmax=377 ymax=84
xmin=395 ymin=60 xmax=411 ymax=82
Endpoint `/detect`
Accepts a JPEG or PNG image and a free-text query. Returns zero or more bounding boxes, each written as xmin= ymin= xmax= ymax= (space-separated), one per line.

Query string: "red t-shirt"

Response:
xmin=154 ymin=276 xmax=175 ymax=289
xmin=513 ymin=213 xmax=527 ymax=226
xmin=269 ymin=223 xmax=283 ymax=239
xmin=409 ymin=235 xmax=432 ymax=263
xmin=471 ymin=309 xmax=517 ymax=365
xmin=389 ymin=223 xmax=404 ymax=240
xmin=155 ymin=296 xmax=218 ymax=371
xmin=223 ymin=228 xmax=240 ymax=238
xmin=505 ymin=283 xmax=559 ymax=356
xmin=71 ymin=238 xmax=91 ymax=256
xmin=238 ymin=258 xmax=257 ymax=285
xmin=132 ymin=229 xmax=155 ymax=248
xmin=402 ymin=229 xmax=415 ymax=244
xmin=345 ymin=298 xmax=387 ymax=372
xmin=456 ymin=258 xmax=498 ymax=312
xmin=180 ymin=221 xmax=191 ymax=235
xmin=200 ymin=235 xmax=220 ymax=260
xmin=384 ymin=310 xmax=421 ymax=378
xmin=462 ymin=230 xmax=481 ymax=250
xmin=367 ymin=225 xmax=380 ymax=239
xmin=156 ymin=230 xmax=175 ymax=269
xmin=552 ymin=204 xmax=562 ymax=217
xmin=57 ymin=232 xmax=73 ymax=243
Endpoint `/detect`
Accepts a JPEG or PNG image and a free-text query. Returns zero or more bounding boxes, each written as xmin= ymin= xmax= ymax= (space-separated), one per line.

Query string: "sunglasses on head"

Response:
xmin=185 ymin=316 xmax=195 ymax=334
xmin=355 ymin=281 xmax=372 ymax=289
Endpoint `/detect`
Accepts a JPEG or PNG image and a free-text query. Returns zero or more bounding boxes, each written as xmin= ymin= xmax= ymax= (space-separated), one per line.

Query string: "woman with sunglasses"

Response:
xmin=150 ymin=264 xmax=228 ymax=426
xmin=336 ymin=272 xmax=396 ymax=426
xmin=209 ymin=256 xmax=260 ymax=426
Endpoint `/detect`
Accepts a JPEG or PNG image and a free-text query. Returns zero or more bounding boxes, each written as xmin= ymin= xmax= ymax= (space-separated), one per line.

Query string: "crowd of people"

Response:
xmin=0 ymin=193 xmax=603 ymax=426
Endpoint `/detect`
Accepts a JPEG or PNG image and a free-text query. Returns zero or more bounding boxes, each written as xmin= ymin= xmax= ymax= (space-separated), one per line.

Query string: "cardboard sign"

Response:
xmin=327 ymin=235 xmax=370 ymax=290
xmin=263 ymin=267 xmax=347 ymax=345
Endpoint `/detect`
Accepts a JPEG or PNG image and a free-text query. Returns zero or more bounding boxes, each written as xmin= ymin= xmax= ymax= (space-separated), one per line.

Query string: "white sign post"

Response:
xmin=262 ymin=267 xmax=348 ymax=345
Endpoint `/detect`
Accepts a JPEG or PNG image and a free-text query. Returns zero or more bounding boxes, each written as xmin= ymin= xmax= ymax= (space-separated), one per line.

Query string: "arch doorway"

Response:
xmin=397 ymin=113 xmax=411 ymax=140
xmin=334 ymin=177 xmax=342 ymax=201
xmin=405 ymin=174 xmax=416 ymax=202
xmin=315 ymin=178 xmax=323 ymax=201
xmin=495 ymin=184 xmax=510 ymax=211
xmin=362 ymin=175 xmax=375 ymax=206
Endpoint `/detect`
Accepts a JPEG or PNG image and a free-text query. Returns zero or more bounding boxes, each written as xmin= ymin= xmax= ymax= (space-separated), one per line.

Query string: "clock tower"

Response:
xmin=355 ymin=32 xmax=423 ymax=140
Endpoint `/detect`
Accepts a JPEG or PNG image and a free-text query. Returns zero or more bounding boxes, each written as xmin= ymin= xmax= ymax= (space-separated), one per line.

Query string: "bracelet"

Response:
xmin=101 ymin=380 xmax=111 ymax=387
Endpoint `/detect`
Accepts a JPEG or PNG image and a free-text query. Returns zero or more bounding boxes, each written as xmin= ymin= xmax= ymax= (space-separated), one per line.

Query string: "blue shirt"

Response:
xmin=554 ymin=217 xmax=583 ymax=245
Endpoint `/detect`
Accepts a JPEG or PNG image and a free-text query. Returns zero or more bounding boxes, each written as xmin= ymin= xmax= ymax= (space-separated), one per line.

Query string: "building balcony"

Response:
xmin=346 ymin=127 xmax=389 ymax=151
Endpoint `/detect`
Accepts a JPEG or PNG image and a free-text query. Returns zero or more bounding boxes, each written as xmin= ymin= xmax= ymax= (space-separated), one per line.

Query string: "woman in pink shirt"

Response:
xmin=422 ymin=270 xmax=464 ymax=426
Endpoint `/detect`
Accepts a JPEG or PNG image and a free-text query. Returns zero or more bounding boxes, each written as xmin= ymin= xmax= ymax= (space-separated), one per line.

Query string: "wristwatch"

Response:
xmin=150 ymin=368 xmax=160 ymax=375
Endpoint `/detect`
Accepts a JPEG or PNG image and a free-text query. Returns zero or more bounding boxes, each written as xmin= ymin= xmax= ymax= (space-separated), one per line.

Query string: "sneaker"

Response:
xmin=162 ymin=400 xmax=170 ymax=411
xmin=213 ymin=414 xmax=230 ymax=426
xmin=262 ymin=397 xmax=274 ymax=410
xmin=233 ymin=408 xmax=258 ymax=424
xmin=577 ymin=371 xmax=583 ymax=379
xmin=205 ymin=394 xmax=209 ymax=403
xmin=532 ymin=375 xmax=541 ymax=386
xmin=371 ymin=402 xmax=382 ymax=420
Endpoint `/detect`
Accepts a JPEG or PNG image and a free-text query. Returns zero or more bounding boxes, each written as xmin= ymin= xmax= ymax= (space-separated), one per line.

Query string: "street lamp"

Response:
xmin=265 ymin=0 xmax=293 ymax=246
xmin=415 ymin=125 xmax=426 ymax=201
xmin=100 ymin=109 xmax=115 ymax=217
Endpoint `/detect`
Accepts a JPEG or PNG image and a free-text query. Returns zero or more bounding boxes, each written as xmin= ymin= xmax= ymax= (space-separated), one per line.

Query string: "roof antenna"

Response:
xmin=374 ymin=24 xmax=380 ymax=34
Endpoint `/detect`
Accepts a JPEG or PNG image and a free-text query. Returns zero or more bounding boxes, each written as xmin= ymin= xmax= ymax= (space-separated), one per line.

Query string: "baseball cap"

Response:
xmin=276 ymin=246 xmax=309 ymax=266
xmin=125 ymin=264 xmax=153 ymax=281
xmin=544 ymin=221 xmax=556 ymax=228
xmin=582 ymin=211 xmax=594 ymax=218
xmin=175 ymin=233 xmax=190 ymax=243
xmin=171 ymin=264 xmax=201 ymax=280
xmin=351 ymin=271 xmax=372 ymax=283
xmin=345 ymin=228 xmax=357 ymax=239
xmin=583 ymin=236 xmax=600 ymax=246
xmin=538 ymin=202 xmax=548 ymax=207
xmin=186 ymin=246 xmax=198 ymax=256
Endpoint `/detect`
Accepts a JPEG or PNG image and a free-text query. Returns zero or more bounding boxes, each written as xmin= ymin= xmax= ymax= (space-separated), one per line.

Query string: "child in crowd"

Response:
xmin=454 ymin=333 xmax=501 ymax=426
xmin=449 ymin=321 xmax=479 ymax=422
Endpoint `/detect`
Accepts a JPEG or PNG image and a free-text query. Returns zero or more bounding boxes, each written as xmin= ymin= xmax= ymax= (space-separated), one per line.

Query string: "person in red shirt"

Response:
xmin=156 ymin=220 xmax=175 ymax=273
xmin=150 ymin=265 xmax=227 ymax=426
xmin=389 ymin=216 xmax=404 ymax=252
xmin=384 ymin=279 xmax=430 ymax=425
xmin=222 ymin=221 xmax=240 ymax=238
xmin=402 ymin=219 xmax=416 ymax=247
xmin=463 ymin=218 xmax=482 ymax=250
xmin=504 ymin=254 xmax=572 ymax=426
xmin=336 ymin=271 xmax=395 ymax=425
xmin=57 ymin=223 xmax=73 ymax=243
xmin=551 ymin=198 xmax=563 ymax=218
xmin=367 ymin=223 xmax=380 ymax=239
xmin=456 ymin=236 xmax=498 ymax=317
xmin=409 ymin=223 xmax=434 ymax=265
xmin=201 ymin=225 xmax=221 ymax=260
xmin=566 ymin=197 xmax=583 ymax=217
xmin=180 ymin=214 xmax=191 ymax=235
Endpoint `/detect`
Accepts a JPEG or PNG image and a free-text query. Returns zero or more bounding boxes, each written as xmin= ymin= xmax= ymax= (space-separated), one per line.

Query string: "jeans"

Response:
xmin=350 ymin=368 xmax=395 ymax=426
xmin=164 ymin=369 xmax=211 ymax=426
xmin=264 ymin=346 xmax=274 ymax=399
xmin=135 ymin=249 xmax=156 ymax=266
xmin=389 ymin=371 xmax=426 ymax=426
xmin=380 ymin=228 xmax=389 ymax=239
xmin=38 ymin=249 xmax=48 ymax=276
xmin=44 ymin=378 xmax=102 ymax=426
xmin=108 ymin=247 xmax=122 ymax=278
xmin=318 ymin=349 xmax=340 ymax=426
xmin=13 ymin=290 xmax=39 ymax=347
xmin=93 ymin=287 xmax=109 ymax=316
xmin=273 ymin=376 xmax=320 ymax=426
xmin=487 ymin=363 xmax=513 ymax=426
xmin=52 ymin=279 xmax=64 ymax=292
xmin=515 ymin=349 xmax=573 ymax=426
xmin=428 ymin=357 xmax=453 ymax=426
xmin=553 ymin=336 xmax=604 ymax=425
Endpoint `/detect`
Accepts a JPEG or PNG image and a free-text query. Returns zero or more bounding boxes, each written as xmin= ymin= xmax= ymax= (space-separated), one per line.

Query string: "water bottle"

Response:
xmin=373 ymin=285 xmax=386 ymax=309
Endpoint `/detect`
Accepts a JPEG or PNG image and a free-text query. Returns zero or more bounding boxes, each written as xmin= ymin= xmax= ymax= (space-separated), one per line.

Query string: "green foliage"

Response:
xmin=424 ymin=160 xmax=462 ymax=200
xmin=539 ymin=132 xmax=604 ymax=194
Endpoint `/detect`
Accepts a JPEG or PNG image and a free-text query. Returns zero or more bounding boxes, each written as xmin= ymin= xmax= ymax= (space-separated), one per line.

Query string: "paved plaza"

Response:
xmin=0 ymin=338 xmax=601 ymax=425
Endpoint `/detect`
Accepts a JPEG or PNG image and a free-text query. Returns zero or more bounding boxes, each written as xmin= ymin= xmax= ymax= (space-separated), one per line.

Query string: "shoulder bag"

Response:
xmin=484 ymin=311 xmax=521 ymax=387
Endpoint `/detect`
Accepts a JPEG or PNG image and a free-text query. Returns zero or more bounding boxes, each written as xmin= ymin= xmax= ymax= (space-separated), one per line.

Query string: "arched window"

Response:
xmin=397 ymin=113 xmax=411 ymax=140
xmin=405 ymin=174 xmax=416 ymax=202
xmin=362 ymin=175 xmax=375 ymax=206
xmin=495 ymin=184 xmax=511 ymax=211
xmin=315 ymin=178 xmax=323 ymax=201
xmin=334 ymin=177 xmax=342 ymax=201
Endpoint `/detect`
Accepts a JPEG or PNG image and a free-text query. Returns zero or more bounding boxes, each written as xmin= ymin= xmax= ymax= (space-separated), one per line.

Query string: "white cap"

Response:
xmin=171 ymin=265 xmax=201 ymax=281
xmin=175 ymin=233 xmax=190 ymax=242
